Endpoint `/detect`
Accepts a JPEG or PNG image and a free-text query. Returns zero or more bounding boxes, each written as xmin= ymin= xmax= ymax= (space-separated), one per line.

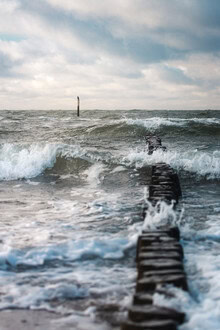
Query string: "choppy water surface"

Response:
xmin=0 ymin=110 xmax=220 ymax=329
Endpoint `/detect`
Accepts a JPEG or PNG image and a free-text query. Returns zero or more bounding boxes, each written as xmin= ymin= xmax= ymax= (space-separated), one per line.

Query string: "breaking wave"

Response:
xmin=0 ymin=143 xmax=59 ymax=180
xmin=0 ymin=235 xmax=136 ymax=271
xmin=121 ymin=117 xmax=220 ymax=136
xmin=123 ymin=116 xmax=220 ymax=129
xmin=0 ymin=143 xmax=112 ymax=181
xmin=123 ymin=148 xmax=220 ymax=179
xmin=1 ymin=141 xmax=220 ymax=181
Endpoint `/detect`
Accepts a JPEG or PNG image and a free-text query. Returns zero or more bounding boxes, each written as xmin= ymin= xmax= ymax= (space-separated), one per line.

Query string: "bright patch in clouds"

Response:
xmin=0 ymin=0 xmax=220 ymax=110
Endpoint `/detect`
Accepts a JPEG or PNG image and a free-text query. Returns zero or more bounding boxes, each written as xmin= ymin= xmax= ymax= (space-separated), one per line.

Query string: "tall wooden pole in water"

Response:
xmin=77 ymin=96 xmax=80 ymax=117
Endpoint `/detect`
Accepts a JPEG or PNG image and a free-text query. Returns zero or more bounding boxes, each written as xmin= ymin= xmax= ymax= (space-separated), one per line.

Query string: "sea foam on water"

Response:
xmin=123 ymin=148 xmax=220 ymax=178
xmin=0 ymin=110 xmax=220 ymax=328
xmin=0 ymin=143 xmax=58 ymax=180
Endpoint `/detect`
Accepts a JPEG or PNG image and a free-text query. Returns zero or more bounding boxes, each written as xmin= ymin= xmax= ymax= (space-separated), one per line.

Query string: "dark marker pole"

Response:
xmin=77 ymin=96 xmax=80 ymax=117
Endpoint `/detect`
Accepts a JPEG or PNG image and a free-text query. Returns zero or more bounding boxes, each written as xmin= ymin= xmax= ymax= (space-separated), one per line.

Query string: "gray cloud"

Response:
xmin=158 ymin=65 xmax=195 ymax=85
xmin=0 ymin=52 xmax=14 ymax=77
xmin=0 ymin=50 xmax=24 ymax=77
xmin=0 ymin=0 xmax=220 ymax=109
xmin=19 ymin=0 xmax=220 ymax=62
xmin=195 ymin=0 xmax=220 ymax=28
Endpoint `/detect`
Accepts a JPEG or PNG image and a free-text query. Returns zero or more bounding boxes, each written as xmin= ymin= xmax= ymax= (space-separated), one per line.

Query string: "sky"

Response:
xmin=0 ymin=0 xmax=220 ymax=110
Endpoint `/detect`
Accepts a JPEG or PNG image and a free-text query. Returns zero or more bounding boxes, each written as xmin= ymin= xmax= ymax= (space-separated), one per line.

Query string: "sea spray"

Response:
xmin=143 ymin=200 xmax=177 ymax=230
xmin=0 ymin=143 xmax=110 ymax=181
xmin=0 ymin=143 xmax=59 ymax=180
xmin=0 ymin=110 xmax=220 ymax=329
xmin=123 ymin=148 xmax=220 ymax=179
xmin=83 ymin=163 xmax=107 ymax=186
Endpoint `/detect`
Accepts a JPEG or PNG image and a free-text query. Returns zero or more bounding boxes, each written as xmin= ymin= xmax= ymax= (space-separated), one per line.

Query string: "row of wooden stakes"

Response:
xmin=121 ymin=136 xmax=187 ymax=330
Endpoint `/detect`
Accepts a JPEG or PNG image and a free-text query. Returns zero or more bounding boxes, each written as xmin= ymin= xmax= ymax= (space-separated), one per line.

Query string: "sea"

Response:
xmin=0 ymin=109 xmax=220 ymax=329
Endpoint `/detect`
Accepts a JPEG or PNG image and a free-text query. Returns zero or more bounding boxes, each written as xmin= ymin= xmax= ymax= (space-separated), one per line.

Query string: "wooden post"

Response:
xmin=77 ymin=96 xmax=80 ymax=117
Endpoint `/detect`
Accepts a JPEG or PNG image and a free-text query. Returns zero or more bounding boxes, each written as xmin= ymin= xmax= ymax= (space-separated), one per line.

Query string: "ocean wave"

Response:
xmin=0 ymin=280 xmax=88 ymax=310
xmin=121 ymin=117 xmax=220 ymax=133
xmin=86 ymin=116 xmax=220 ymax=138
xmin=123 ymin=117 xmax=185 ymax=130
xmin=0 ymin=143 xmax=59 ymax=180
xmin=0 ymin=143 xmax=110 ymax=181
xmin=123 ymin=149 xmax=220 ymax=179
xmin=0 ymin=236 xmax=134 ymax=271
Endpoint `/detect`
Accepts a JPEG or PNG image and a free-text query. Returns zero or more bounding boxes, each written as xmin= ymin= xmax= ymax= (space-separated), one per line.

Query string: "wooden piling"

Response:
xmin=77 ymin=96 xmax=80 ymax=117
xmin=121 ymin=136 xmax=187 ymax=330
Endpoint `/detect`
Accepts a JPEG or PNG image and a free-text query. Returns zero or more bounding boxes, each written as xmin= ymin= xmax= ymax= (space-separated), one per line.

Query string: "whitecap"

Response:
xmin=0 ymin=143 xmax=58 ymax=180
xmin=0 ymin=143 xmax=101 ymax=181
xmin=121 ymin=117 xmax=220 ymax=132
xmin=123 ymin=148 xmax=220 ymax=178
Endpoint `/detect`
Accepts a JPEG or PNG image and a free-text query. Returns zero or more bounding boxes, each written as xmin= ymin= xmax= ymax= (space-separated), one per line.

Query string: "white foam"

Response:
xmin=191 ymin=117 xmax=220 ymax=125
xmin=122 ymin=117 xmax=220 ymax=131
xmin=123 ymin=148 xmax=220 ymax=178
xmin=150 ymin=204 xmax=220 ymax=330
xmin=181 ymin=214 xmax=220 ymax=243
xmin=153 ymin=262 xmax=220 ymax=330
xmin=143 ymin=200 xmax=178 ymax=230
xmin=0 ymin=143 xmax=101 ymax=181
xmin=0 ymin=144 xmax=58 ymax=180
xmin=123 ymin=117 xmax=184 ymax=131
xmin=0 ymin=235 xmax=135 ymax=271
xmin=52 ymin=313 xmax=110 ymax=330
xmin=111 ymin=166 xmax=125 ymax=173
xmin=0 ymin=231 xmax=137 ymax=312
xmin=0 ymin=281 xmax=88 ymax=310
xmin=83 ymin=163 xmax=106 ymax=186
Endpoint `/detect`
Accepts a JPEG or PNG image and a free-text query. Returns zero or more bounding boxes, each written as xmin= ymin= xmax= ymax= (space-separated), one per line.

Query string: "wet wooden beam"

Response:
xmin=121 ymin=137 xmax=187 ymax=330
xmin=77 ymin=96 xmax=80 ymax=117
xmin=145 ymin=135 xmax=167 ymax=155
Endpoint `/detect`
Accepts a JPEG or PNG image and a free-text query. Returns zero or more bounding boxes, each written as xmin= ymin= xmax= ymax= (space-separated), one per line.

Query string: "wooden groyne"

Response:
xmin=121 ymin=136 xmax=187 ymax=330
xmin=145 ymin=135 xmax=167 ymax=155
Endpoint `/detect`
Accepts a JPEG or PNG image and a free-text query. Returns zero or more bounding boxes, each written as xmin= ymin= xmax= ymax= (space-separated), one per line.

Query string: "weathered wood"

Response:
xmin=128 ymin=305 xmax=185 ymax=324
xmin=137 ymin=243 xmax=184 ymax=260
xmin=137 ymin=259 xmax=184 ymax=273
xmin=137 ymin=251 xmax=182 ymax=262
xmin=136 ymin=274 xmax=188 ymax=291
xmin=77 ymin=96 xmax=80 ymax=117
xmin=121 ymin=319 xmax=177 ymax=330
xmin=121 ymin=136 xmax=187 ymax=330
xmin=145 ymin=135 xmax=167 ymax=155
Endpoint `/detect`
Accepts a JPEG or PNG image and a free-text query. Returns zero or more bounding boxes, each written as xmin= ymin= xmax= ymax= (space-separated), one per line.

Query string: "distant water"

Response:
xmin=0 ymin=110 xmax=220 ymax=329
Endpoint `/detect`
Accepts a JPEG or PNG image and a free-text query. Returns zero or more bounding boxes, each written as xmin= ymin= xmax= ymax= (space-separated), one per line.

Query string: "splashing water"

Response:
xmin=143 ymin=200 xmax=178 ymax=230
xmin=123 ymin=148 xmax=220 ymax=179
xmin=0 ymin=110 xmax=220 ymax=329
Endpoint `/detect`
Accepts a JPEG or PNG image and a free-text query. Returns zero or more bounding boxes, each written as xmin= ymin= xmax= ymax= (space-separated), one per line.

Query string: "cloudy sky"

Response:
xmin=0 ymin=0 xmax=220 ymax=110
